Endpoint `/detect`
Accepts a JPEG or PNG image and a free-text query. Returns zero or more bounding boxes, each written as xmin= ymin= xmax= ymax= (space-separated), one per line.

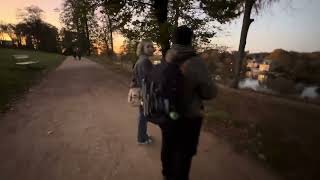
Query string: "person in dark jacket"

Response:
xmin=72 ymin=47 xmax=77 ymax=60
xmin=161 ymin=26 xmax=218 ymax=180
xmin=76 ymin=47 xmax=82 ymax=61
xmin=130 ymin=39 xmax=155 ymax=144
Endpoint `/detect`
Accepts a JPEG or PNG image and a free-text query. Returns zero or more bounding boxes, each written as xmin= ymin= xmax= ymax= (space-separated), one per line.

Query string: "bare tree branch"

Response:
xmin=126 ymin=0 xmax=153 ymax=7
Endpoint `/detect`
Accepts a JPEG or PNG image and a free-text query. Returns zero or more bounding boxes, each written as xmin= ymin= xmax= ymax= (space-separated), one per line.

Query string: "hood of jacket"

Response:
xmin=165 ymin=44 xmax=197 ymax=65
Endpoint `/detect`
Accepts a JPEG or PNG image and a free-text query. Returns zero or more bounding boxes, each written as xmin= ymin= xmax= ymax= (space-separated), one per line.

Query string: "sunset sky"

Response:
xmin=0 ymin=0 xmax=319 ymax=53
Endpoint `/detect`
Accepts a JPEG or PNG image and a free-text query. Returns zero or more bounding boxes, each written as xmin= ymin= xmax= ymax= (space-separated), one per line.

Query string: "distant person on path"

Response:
xmin=130 ymin=39 xmax=155 ymax=144
xmin=161 ymin=26 xmax=217 ymax=180
xmin=72 ymin=47 xmax=77 ymax=60
xmin=76 ymin=47 xmax=82 ymax=61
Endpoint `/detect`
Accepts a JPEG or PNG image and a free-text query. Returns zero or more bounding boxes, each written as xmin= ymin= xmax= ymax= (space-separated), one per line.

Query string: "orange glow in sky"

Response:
xmin=0 ymin=0 xmax=124 ymax=53
xmin=0 ymin=32 xmax=11 ymax=41
xmin=0 ymin=0 xmax=62 ymax=28
xmin=113 ymin=34 xmax=125 ymax=53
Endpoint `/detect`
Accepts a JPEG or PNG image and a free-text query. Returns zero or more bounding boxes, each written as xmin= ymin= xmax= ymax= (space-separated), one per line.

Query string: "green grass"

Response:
xmin=0 ymin=48 xmax=65 ymax=112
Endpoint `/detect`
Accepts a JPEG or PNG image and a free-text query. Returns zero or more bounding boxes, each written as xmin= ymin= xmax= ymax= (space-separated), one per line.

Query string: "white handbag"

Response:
xmin=128 ymin=88 xmax=141 ymax=107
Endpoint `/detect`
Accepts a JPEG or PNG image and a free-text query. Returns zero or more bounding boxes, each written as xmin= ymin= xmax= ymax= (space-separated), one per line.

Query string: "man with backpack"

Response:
xmin=159 ymin=26 xmax=217 ymax=180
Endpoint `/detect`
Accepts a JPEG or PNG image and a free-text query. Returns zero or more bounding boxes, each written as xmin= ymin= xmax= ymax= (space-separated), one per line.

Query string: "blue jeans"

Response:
xmin=138 ymin=106 xmax=149 ymax=142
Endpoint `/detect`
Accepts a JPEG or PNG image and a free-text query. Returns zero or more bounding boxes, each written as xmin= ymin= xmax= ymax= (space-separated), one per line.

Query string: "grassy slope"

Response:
xmin=0 ymin=48 xmax=65 ymax=112
xmin=205 ymin=86 xmax=320 ymax=180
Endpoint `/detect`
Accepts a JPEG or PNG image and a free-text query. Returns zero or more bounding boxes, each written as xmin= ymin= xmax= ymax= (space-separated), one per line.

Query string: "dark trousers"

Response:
xmin=138 ymin=106 xmax=149 ymax=142
xmin=160 ymin=117 xmax=203 ymax=180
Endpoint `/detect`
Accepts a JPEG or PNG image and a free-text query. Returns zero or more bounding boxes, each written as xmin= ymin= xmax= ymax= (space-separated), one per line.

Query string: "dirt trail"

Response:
xmin=0 ymin=57 xmax=279 ymax=180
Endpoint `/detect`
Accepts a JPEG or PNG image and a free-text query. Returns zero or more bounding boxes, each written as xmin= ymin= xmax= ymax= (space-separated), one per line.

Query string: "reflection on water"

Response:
xmin=239 ymin=78 xmax=260 ymax=91
xmin=243 ymin=69 xmax=320 ymax=99
xmin=258 ymin=74 xmax=267 ymax=83
xmin=246 ymin=70 xmax=258 ymax=78
xmin=246 ymin=70 xmax=268 ymax=83
xmin=238 ymin=78 xmax=272 ymax=93
xmin=239 ymin=77 xmax=320 ymax=99
xmin=301 ymin=87 xmax=319 ymax=98
xmin=242 ymin=70 xmax=269 ymax=91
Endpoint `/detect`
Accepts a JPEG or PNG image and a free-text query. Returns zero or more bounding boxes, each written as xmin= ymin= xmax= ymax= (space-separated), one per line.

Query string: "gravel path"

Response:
xmin=0 ymin=57 xmax=279 ymax=180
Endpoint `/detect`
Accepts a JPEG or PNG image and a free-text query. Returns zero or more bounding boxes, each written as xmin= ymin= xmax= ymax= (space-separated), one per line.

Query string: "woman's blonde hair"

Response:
xmin=136 ymin=39 xmax=153 ymax=56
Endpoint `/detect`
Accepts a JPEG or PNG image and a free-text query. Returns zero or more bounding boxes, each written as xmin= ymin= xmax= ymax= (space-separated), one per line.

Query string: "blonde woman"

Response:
xmin=130 ymin=40 xmax=155 ymax=144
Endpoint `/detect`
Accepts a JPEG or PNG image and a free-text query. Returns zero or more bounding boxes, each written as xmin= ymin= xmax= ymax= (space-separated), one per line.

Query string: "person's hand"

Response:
xmin=128 ymin=89 xmax=133 ymax=103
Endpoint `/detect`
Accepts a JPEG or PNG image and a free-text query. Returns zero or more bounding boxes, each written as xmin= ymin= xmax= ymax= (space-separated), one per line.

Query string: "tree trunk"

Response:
xmin=76 ymin=21 xmax=82 ymax=50
xmin=153 ymin=0 xmax=170 ymax=58
xmin=110 ymin=31 xmax=114 ymax=52
xmin=173 ymin=1 xmax=180 ymax=28
xmin=103 ymin=29 xmax=110 ymax=52
xmin=104 ymin=36 xmax=109 ymax=52
xmin=107 ymin=15 xmax=114 ymax=53
xmin=26 ymin=35 xmax=33 ymax=49
xmin=231 ymin=0 xmax=255 ymax=88
xmin=17 ymin=36 xmax=22 ymax=48
xmin=84 ymin=16 xmax=91 ymax=55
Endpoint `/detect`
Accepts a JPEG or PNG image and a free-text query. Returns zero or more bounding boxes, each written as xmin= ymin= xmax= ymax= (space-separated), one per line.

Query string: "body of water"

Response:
xmin=301 ymin=86 xmax=319 ymax=98
xmin=239 ymin=78 xmax=319 ymax=99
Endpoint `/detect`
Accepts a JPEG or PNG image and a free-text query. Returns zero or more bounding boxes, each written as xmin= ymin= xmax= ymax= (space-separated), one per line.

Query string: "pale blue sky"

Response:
xmin=214 ymin=0 xmax=320 ymax=52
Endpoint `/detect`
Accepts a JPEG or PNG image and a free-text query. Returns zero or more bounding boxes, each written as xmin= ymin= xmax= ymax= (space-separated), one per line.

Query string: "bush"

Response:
xmin=267 ymin=77 xmax=296 ymax=94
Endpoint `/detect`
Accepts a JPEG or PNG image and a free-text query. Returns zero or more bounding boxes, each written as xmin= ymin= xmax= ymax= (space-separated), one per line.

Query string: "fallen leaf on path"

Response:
xmin=258 ymin=153 xmax=266 ymax=161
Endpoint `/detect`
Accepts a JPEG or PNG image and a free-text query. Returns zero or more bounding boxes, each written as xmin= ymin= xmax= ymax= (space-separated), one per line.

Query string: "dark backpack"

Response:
xmin=141 ymin=62 xmax=184 ymax=125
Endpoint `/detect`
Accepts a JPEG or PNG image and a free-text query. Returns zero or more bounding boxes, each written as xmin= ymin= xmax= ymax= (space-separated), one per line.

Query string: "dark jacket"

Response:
xmin=131 ymin=55 xmax=153 ymax=88
xmin=165 ymin=45 xmax=217 ymax=118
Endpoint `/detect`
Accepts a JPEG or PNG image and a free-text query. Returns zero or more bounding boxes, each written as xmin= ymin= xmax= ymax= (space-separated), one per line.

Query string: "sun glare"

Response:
xmin=0 ymin=33 xmax=12 ymax=41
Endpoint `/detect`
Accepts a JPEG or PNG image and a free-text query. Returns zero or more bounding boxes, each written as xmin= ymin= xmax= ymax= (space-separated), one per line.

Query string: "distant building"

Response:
xmin=259 ymin=59 xmax=273 ymax=72
xmin=247 ymin=59 xmax=259 ymax=68
xmin=259 ymin=63 xmax=270 ymax=72
xmin=0 ymin=40 xmax=13 ymax=47
xmin=247 ymin=57 xmax=271 ymax=72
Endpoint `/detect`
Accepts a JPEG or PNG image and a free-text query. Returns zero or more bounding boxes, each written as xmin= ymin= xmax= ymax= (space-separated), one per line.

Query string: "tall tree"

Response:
xmin=231 ymin=0 xmax=279 ymax=88
xmin=199 ymin=0 xmax=242 ymax=47
xmin=60 ymin=28 xmax=78 ymax=54
xmin=60 ymin=0 xmax=98 ymax=55
xmin=38 ymin=23 xmax=59 ymax=52
xmin=17 ymin=5 xmax=44 ymax=23
xmin=153 ymin=0 xmax=170 ymax=56
xmin=231 ymin=0 xmax=255 ymax=88
xmin=116 ymin=0 xmax=242 ymax=57
xmin=14 ymin=22 xmax=32 ymax=48
xmin=16 ymin=6 xmax=44 ymax=49
xmin=15 ymin=5 xmax=60 ymax=52
xmin=0 ymin=23 xmax=17 ymax=46
xmin=100 ymin=0 xmax=132 ymax=52
xmin=15 ymin=22 xmax=33 ymax=49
